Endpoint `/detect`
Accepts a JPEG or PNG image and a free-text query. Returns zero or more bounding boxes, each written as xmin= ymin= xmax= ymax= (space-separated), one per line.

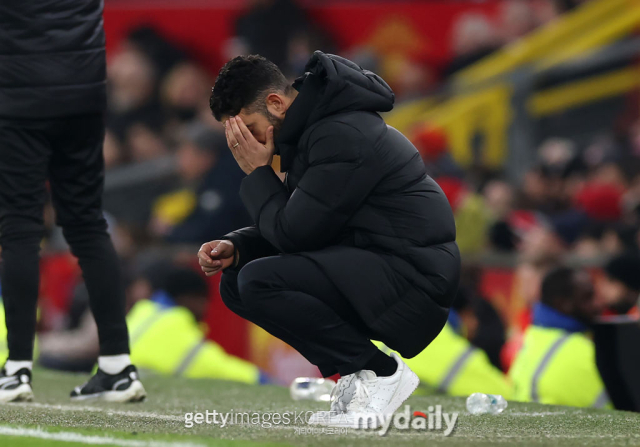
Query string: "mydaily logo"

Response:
xmin=356 ymin=405 xmax=459 ymax=436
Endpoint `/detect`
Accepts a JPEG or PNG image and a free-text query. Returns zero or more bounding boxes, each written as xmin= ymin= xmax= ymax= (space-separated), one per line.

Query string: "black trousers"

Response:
xmin=0 ymin=114 xmax=129 ymax=360
xmin=220 ymin=253 xmax=393 ymax=377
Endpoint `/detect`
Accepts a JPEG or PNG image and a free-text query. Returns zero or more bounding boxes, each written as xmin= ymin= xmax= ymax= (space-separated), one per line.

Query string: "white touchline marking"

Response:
xmin=9 ymin=403 xmax=299 ymax=429
xmin=10 ymin=402 xmax=183 ymax=421
xmin=0 ymin=426 xmax=205 ymax=447
xmin=11 ymin=403 xmax=569 ymax=420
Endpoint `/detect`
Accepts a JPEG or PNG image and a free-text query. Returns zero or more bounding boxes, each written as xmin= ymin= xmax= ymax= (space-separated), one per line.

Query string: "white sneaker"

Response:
xmin=308 ymin=373 xmax=358 ymax=425
xmin=324 ymin=352 xmax=420 ymax=429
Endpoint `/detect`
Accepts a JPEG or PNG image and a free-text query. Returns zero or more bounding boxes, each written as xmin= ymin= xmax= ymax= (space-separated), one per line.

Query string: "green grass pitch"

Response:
xmin=0 ymin=368 xmax=639 ymax=446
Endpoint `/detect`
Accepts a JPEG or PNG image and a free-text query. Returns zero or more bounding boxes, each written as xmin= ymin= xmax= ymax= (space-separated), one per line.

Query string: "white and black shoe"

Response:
xmin=0 ymin=367 xmax=34 ymax=403
xmin=70 ymin=365 xmax=146 ymax=402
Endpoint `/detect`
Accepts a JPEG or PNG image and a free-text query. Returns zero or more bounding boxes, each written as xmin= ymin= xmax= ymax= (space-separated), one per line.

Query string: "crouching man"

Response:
xmin=198 ymin=51 xmax=460 ymax=427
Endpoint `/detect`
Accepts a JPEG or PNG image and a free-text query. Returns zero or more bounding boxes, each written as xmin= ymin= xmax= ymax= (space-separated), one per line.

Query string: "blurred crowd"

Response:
xmin=421 ymin=122 xmax=640 ymax=258
xmin=18 ymin=0 xmax=640 ymax=409
xmin=445 ymin=0 xmax=588 ymax=76
xmin=89 ymin=0 xmax=603 ymax=252
xmin=103 ymin=0 xmax=592 ymax=167
xmin=90 ymin=0 xmax=640 ymax=290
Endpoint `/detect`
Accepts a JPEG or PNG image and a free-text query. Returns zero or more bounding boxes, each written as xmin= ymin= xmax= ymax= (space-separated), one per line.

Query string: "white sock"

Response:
xmin=5 ymin=360 xmax=32 ymax=376
xmin=98 ymin=354 xmax=131 ymax=375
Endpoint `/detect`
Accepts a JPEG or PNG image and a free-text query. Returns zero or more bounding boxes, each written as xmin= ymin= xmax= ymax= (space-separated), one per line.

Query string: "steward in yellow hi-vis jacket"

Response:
xmin=376 ymin=314 xmax=512 ymax=398
xmin=0 ymin=301 xmax=7 ymax=365
xmin=127 ymin=268 xmax=269 ymax=384
xmin=509 ymin=267 xmax=610 ymax=408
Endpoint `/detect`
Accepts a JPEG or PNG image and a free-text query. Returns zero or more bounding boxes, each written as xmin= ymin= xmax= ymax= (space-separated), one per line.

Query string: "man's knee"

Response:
xmin=219 ymin=271 xmax=241 ymax=309
xmin=220 ymin=269 xmax=263 ymax=322
xmin=236 ymin=258 xmax=276 ymax=311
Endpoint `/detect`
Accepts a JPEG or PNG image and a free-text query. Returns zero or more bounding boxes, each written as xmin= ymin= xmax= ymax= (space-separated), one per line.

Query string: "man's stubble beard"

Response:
xmin=267 ymin=110 xmax=284 ymax=141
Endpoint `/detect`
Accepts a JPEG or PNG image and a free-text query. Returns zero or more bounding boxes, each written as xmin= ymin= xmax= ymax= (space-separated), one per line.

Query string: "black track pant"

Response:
xmin=220 ymin=254 xmax=389 ymax=377
xmin=0 ymin=114 xmax=129 ymax=360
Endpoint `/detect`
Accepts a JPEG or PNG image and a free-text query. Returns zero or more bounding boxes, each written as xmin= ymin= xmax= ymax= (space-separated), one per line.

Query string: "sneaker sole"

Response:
xmin=308 ymin=411 xmax=333 ymax=425
xmin=309 ymin=411 xmax=353 ymax=427
xmin=71 ymin=380 xmax=147 ymax=403
xmin=0 ymin=384 xmax=34 ymax=403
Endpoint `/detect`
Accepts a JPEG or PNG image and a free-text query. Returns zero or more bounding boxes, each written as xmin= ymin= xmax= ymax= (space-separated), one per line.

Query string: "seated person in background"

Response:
xmin=509 ymin=267 xmax=610 ymax=408
xmin=375 ymin=306 xmax=512 ymax=398
xmin=452 ymin=283 xmax=506 ymax=370
xmin=128 ymin=267 xmax=269 ymax=384
xmin=150 ymin=123 xmax=252 ymax=243
xmin=598 ymin=253 xmax=640 ymax=317
xmin=37 ymin=284 xmax=98 ymax=373
xmin=37 ymin=261 xmax=181 ymax=373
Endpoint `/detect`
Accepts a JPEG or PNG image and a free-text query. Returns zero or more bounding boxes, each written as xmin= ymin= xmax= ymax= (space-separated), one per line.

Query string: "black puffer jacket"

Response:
xmin=225 ymin=51 xmax=460 ymax=356
xmin=0 ymin=0 xmax=106 ymax=118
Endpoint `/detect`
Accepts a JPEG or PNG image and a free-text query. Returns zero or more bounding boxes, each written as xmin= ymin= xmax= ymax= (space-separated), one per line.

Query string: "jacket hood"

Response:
xmin=299 ymin=51 xmax=395 ymax=121
xmin=276 ymin=51 xmax=395 ymax=170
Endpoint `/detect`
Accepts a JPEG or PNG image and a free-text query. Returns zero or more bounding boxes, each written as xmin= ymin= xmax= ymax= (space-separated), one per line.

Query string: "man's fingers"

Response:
xmin=199 ymin=241 xmax=233 ymax=276
xmin=201 ymin=261 xmax=221 ymax=271
xmin=224 ymin=121 xmax=238 ymax=151
xmin=200 ymin=241 xmax=217 ymax=254
xmin=235 ymin=116 xmax=254 ymax=142
xmin=210 ymin=243 xmax=234 ymax=259
xmin=198 ymin=241 xmax=221 ymax=265
xmin=202 ymin=265 xmax=221 ymax=276
xmin=201 ymin=259 xmax=231 ymax=276
xmin=229 ymin=117 xmax=247 ymax=147
xmin=201 ymin=243 xmax=234 ymax=276
xmin=198 ymin=249 xmax=213 ymax=265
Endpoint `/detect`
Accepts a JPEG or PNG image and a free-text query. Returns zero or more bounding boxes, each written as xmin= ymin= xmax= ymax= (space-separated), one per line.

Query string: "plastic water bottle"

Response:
xmin=466 ymin=393 xmax=508 ymax=414
xmin=290 ymin=377 xmax=336 ymax=402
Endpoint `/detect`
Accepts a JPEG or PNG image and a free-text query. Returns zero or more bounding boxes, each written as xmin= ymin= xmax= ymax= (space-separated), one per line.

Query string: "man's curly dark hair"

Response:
xmin=209 ymin=55 xmax=292 ymax=122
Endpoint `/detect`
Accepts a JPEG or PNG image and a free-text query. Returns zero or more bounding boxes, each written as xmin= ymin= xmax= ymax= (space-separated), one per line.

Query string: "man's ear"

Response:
xmin=266 ymin=93 xmax=287 ymax=117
